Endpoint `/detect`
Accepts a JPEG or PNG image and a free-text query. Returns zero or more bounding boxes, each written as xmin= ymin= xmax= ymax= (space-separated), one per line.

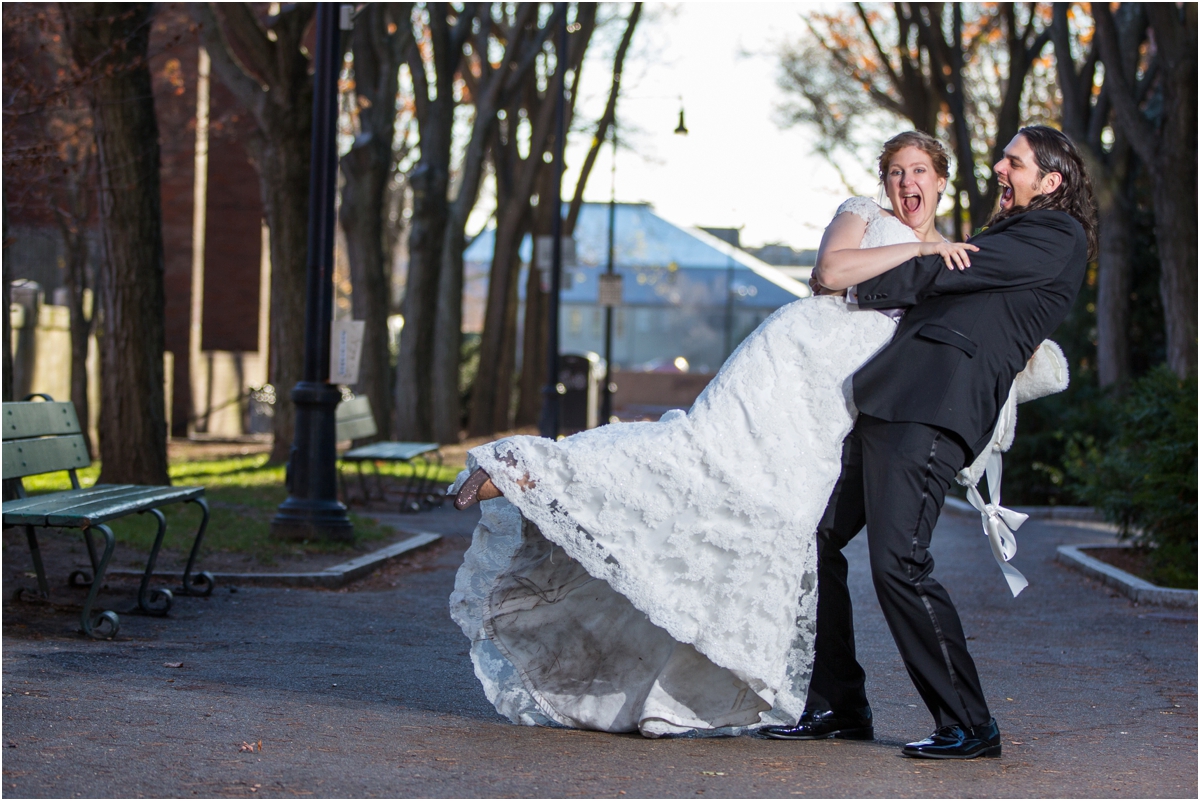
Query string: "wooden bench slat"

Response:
xmin=2 ymin=401 xmax=83 ymax=440
xmin=342 ymin=442 xmax=439 ymax=462
xmin=3 ymin=484 xmax=204 ymax=527
xmin=45 ymin=486 xmax=205 ymax=527
xmin=3 ymin=434 xmax=90 ymax=479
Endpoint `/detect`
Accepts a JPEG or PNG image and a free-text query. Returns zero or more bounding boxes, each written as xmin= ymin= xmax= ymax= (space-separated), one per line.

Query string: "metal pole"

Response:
xmin=600 ymin=118 xmax=616 ymax=424
xmin=724 ymin=255 xmax=735 ymax=359
xmin=271 ymin=3 xmax=353 ymax=541
xmin=538 ymin=3 xmax=569 ymax=440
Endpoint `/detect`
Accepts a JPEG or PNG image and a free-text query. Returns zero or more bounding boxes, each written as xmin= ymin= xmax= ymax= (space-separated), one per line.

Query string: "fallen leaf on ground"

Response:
xmin=239 ymin=742 xmax=255 ymax=752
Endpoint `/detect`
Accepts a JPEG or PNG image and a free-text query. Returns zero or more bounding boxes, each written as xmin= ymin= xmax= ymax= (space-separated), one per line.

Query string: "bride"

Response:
xmin=450 ymin=132 xmax=1017 ymax=738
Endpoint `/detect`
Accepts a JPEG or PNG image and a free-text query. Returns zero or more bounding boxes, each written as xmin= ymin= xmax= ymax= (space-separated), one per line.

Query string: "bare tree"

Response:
xmin=779 ymin=3 xmax=1053 ymax=234
xmin=193 ymin=3 xmax=316 ymax=462
xmin=1094 ymin=3 xmax=1197 ymax=379
xmin=3 ymin=4 xmax=98 ymax=452
xmin=61 ymin=2 xmax=169 ymax=485
xmin=468 ymin=3 xmax=600 ymax=438
xmin=393 ymin=4 xmax=478 ymax=442
xmin=435 ymin=2 xmax=549 ymax=443
xmin=340 ymin=3 xmax=414 ymax=442
xmin=515 ymin=2 xmax=643 ymax=428
xmin=1052 ymin=3 xmax=1145 ymax=388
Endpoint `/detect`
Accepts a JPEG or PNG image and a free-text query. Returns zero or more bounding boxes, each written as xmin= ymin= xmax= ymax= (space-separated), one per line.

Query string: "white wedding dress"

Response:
xmin=449 ymin=198 xmax=915 ymax=737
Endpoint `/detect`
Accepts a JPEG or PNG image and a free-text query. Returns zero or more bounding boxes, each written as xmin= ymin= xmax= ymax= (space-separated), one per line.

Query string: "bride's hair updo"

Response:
xmin=877 ymin=131 xmax=951 ymax=183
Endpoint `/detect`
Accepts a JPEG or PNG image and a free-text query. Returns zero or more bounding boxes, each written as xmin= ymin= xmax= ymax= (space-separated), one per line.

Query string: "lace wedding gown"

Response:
xmin=450 ymin=198 xmax=913 ymax=737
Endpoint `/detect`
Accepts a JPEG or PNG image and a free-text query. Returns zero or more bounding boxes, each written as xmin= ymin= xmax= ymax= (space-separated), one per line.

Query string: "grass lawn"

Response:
xmin=19 ymin=455 xmax=465 ymax=566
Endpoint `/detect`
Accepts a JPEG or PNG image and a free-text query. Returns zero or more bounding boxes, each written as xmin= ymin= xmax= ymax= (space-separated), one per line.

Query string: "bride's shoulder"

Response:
xmin=835 ymin=196 xmax=884 ymax=224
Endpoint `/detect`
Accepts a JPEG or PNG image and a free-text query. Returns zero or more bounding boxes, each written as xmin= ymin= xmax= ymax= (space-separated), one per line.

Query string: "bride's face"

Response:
xmin=884 ymin=146 xmax=947 ymax=233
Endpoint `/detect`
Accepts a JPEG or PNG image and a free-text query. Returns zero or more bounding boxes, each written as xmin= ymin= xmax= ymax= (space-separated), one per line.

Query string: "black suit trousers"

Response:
xmin=806 ymin=414 xmax=991 ymax=729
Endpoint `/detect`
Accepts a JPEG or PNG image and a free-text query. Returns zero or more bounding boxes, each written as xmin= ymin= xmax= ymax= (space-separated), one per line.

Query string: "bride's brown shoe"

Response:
xmin=453 ymin=468 xmax=502 ymax=510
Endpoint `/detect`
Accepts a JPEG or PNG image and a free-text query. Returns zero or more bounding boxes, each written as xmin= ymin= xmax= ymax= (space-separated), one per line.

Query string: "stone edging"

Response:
xmin=1055 ymin=544 xmax=1197 ymax=608
xmin=109 ymin=531 xmax=441 ymax=589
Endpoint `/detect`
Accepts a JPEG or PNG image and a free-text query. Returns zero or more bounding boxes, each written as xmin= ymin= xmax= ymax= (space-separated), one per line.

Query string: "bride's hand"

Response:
xmin=919 ymin=241 xmax=979 ymax=271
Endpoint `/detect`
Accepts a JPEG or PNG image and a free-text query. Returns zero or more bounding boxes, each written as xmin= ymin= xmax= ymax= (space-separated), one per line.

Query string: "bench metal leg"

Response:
xmin=22 ymin=525 xmax=50 ymax=598
xmin=69 ymin=526 xmax=103 ymax=588
xmin=135 ymin=508 xmax=174 ymax=616
xmin=358 ymin=461 xmax=374 ymax=503
xmin=178 ymin=497 xmax=215 ymax=597
xmin=80 ymin=524 xmax=119 ymax=639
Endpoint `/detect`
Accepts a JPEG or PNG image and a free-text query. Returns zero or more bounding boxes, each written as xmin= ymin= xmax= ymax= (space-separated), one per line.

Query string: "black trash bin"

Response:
xmin=558 ymin=352 xmax=604 ymax=435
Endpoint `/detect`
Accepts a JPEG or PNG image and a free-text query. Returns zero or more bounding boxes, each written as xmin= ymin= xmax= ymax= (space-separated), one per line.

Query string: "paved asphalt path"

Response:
xmin=3 ymin=500 xmax=1195 ymax=798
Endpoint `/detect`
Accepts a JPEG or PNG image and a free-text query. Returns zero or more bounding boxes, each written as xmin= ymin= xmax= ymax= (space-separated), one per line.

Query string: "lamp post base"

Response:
xmin=270 ymin=501 xmax=354 ymax=542
xmin=270 ymin=381 xmax=353 ymax=542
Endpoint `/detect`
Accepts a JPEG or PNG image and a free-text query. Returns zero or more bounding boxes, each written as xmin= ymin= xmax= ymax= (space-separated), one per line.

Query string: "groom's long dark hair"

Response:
xmin=986 ymin=125 xmax=1098 ymax=260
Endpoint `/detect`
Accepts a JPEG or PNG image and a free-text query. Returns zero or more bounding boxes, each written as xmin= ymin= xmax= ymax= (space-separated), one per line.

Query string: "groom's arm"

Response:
xmin=855 ymin=211 xmax=1083 ymax=309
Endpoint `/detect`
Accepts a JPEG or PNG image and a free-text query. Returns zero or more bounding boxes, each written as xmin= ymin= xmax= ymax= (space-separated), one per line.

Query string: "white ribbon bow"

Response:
xmin=965 ymin=451 xmax=1029 ymax=597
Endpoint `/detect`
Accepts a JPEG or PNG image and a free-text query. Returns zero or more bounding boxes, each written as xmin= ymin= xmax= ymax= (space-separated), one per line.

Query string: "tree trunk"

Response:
xmin=341 ymin=141 xmax=393 ymax=442
xmin=62 ymin=2 xmax=169 ymax=485
xmin=514 ymin=172 xmax=557 ymax=428
xmin=2 ymin=192 xmax=12 ymax=404
xmin=249 ymin=124 xmax=311 ymax=463
xmin=1094 ymin=181 xmax=1134 ymax=387
xmin=394 ymin=154 xmax=449 ymax=441
xmin=340 ymin=3 xmax=407 ymax=442
xmin=194 ymin=2 xmax=315 ymax=462
xmin=394 ymin=6 xmax=468 ymax=442
xmin=60 ymin=211 xmax=95 ymax=457
xmin=1152 ymin=165 xmax=1198 ymax=378
xmin=1094 ymin=3 xmax=1198 ymax=379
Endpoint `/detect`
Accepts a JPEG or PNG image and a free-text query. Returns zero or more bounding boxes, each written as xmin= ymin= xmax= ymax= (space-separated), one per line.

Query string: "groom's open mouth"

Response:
xmin=999 ymin=182 xmax=1014 ymax=207
xmin=901 ymin=193 xmax=922 ymax=214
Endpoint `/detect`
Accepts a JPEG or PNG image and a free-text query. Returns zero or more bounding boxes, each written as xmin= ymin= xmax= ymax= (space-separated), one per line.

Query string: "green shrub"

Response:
xmin=1066 ymin=366 xmax=1198 ymax=589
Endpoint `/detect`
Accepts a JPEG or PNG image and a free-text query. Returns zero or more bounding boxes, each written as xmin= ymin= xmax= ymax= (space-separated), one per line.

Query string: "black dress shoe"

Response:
xmin=902 ymin=718 xmax=1002 ymax=759
xmin=759 ymin=707 xmax=874 ymax=740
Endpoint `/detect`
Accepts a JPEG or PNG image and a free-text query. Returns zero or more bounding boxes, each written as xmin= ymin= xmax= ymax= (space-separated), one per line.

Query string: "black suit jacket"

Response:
xmin=851 ymin=209 xmax=1088 ymax=461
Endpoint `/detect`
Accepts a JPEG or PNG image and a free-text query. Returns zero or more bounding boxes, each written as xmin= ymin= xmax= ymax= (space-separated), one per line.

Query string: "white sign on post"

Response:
xmin=598 ymin=273 xmax=624 ymax=306
xmin=329 ymin=319 xmax=365 ymax=385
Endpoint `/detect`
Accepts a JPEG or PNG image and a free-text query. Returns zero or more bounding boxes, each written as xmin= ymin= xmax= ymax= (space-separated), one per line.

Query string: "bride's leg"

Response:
xmin=453 ymin=468 xmax=503 ymax=510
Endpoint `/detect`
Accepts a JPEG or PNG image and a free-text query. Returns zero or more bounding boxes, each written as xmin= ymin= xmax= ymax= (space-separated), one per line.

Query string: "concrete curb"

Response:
xmin=108 ymin=531 xmax=441 ymax=589
xmin=1056 ymin=543 xmax=1198 ymax=608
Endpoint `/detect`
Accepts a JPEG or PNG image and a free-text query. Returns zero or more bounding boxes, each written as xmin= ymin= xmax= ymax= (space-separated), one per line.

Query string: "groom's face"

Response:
xmin=994 ymin=134 xmax=1061 ymax=210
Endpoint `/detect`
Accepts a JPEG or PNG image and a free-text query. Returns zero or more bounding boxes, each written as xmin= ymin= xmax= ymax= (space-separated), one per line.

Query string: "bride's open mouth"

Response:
xmin=901 ymin=193 xmax=922 ymax=214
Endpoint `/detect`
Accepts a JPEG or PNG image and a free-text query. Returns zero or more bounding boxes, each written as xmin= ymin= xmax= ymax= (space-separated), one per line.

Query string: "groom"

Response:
xmin=762 ymin=126 xmax=1097 ymax=758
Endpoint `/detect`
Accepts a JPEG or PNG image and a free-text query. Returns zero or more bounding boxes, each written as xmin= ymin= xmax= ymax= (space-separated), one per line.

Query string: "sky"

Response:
xmin=558 ymin=2 xmax=883 ymax=251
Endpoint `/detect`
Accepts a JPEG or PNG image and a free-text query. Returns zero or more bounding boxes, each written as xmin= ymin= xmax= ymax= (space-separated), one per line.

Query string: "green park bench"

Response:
xmin=2 ymin=396 xmax=213 ymax=639
xmin=335 ymin=395 xmax=445 ymax=513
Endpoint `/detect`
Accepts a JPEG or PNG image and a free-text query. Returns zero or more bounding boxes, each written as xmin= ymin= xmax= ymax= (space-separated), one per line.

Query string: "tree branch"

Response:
xmin=565 ymin=2 xmax=640 ymax=233
xmin=213 ymin=3 xmax=277 ymax=87
xmin=191 ymin=3 xmax=268 ymax=113
xmin=1092 ymin=2 xmax=1157 ymax=164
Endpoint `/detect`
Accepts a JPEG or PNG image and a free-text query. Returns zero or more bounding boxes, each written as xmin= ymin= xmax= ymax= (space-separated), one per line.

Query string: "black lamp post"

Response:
xmin=599 ymin=119 xmax=618 ymax=425
xmin=270 ymin=3 xmax=353 ymax=542
xmin=538 ymin=3 xmax=569 ymax=441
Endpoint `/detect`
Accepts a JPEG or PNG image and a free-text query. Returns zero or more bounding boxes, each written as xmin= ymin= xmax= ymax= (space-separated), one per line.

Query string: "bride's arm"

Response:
xmin=813 ymin=213 xmax=978 ymax=292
